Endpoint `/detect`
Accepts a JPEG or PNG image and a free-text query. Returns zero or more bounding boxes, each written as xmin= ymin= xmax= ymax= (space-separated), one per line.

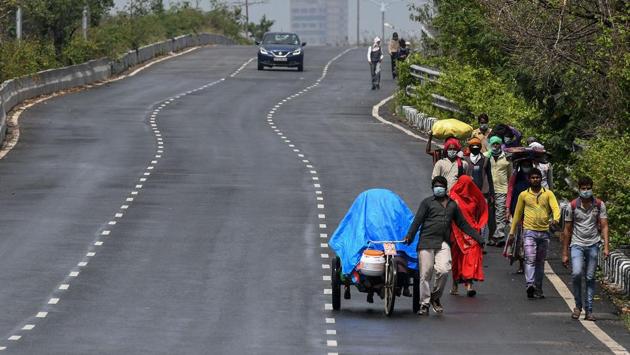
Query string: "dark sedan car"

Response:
xmin=256 ymin=32 xmax=306 ymax=71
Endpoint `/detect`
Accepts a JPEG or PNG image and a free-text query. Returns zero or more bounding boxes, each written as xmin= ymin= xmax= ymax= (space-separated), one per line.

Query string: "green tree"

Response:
xmin=247 ymin=15 xmax=274 ymax=41
xmin=20 ymin=0 xmax=114 ymax=59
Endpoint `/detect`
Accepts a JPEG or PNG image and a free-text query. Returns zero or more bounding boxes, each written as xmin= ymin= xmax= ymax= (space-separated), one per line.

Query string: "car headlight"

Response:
xmin=259 ymin=47 xmax=269 ymax=55
xmin=292 ymin=49 xmax=302 ymax=55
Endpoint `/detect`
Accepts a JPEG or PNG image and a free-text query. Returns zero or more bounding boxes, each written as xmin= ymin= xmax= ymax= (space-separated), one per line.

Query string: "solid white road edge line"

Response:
xmin=544 ymin=261 xmax=628 ymax=354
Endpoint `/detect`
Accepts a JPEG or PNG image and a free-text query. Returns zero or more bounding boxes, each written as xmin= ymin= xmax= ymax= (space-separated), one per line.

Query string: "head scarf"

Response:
xmin=468 ymin=137 xmax=482 ymax=146
xmin=488 ymin=136 xmax=502 ymax=146
xmin=529 ymin=142 xmax=545 ymax=150
xmin=449 ymin=175 xmax=488 ymax=230
xmin=444 ymin=137 xmax=461 ymax=150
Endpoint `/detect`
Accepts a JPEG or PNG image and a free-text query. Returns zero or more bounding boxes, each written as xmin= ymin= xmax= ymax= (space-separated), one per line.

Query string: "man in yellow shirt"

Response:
xmin=508 ymin=168 xmax=560 ymax=299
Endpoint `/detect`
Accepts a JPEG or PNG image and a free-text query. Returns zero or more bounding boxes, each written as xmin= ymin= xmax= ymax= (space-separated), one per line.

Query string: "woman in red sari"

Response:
xmin=449 ymin=175 xmax=488 ymax=297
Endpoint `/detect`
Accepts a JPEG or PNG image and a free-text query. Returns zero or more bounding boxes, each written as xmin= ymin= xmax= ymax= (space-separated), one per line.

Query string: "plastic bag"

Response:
xmin=431 ymin=119 xmax=473 ymax=139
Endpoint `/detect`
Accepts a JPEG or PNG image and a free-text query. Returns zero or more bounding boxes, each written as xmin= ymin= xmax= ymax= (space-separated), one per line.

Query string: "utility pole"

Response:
xmin=380 ymin=2 xmax=385 ymax=41
xmin=356 ymin=0 xmax=360 ymax=46
xmin=82 ymin=5 xmax=89 ymax=40
xmin=16 ymin=6 xmax=22 ymax=41
xmin=245 ymin=0 xmax=249 ymax=37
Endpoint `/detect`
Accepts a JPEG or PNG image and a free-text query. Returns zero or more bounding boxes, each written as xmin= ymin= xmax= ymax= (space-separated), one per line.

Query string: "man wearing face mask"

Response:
xmin=486 ymin=136 xmax=511 ymax=247
xmin=509 ymin=168 xmax=561 ymax=299
xmin=470 ymin=113 xmax=492 ymax=153
xmin=404 ymin=176 xmax=483 ymax=316
xmin=464 ymin=137 xmax=494 ymax=252
xmin=432 ymin=138 xmax=468 ymax=191
xmin=505 ymin=159 xmax=534 ymax=274
xmin=562 ymin=176 xmax=609 ymax=321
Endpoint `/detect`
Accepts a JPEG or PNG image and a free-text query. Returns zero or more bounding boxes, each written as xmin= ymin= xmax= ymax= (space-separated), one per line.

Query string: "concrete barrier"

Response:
xmin=0 ymin=33 xmax=235 ymax=146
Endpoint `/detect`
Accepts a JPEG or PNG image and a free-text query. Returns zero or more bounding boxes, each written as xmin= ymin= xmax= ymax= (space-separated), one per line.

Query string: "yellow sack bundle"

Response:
xmin=431 ymin=119 xmax=473 ymax=139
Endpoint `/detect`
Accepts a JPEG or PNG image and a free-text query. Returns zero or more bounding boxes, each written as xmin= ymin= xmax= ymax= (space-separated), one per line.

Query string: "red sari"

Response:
xmin=449 ymin=175 xmax=488 ymax=282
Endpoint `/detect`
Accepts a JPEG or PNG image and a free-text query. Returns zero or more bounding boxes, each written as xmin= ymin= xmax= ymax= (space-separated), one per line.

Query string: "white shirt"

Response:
xmin=367 ymin=45 xmax=383 ymax=62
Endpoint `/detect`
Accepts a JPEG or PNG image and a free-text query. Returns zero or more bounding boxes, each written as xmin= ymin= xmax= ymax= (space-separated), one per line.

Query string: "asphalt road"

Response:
xmin=0 ymin=45 xmax=627 ymax=354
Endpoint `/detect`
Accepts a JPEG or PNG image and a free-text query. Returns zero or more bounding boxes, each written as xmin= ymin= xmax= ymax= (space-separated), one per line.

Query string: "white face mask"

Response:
xmin=447 ymin=150 xmax=458 ymax=159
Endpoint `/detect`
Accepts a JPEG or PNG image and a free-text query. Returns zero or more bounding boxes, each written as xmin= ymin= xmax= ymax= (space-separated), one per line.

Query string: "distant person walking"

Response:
xmin=470 ymin=113 xmax=492 ymax=153
xmin=486 ymin=136 xmax=511 ymax=247
xmin=562 ymin=176 xmax=609 ymax=321
xmin=397 ymin=38 xmax=410 ymax=63
xmin=388 ymin=32 xmax=400 ymax=79
xmin=509 ymin=168 xmax=560 ymax=299
xmin=367 ymin=37 xmax=383 ymax=90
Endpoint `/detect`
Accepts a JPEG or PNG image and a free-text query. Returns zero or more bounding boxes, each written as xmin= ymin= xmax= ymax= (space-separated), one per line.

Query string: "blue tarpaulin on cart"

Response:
xmin=329 ymin=189 xmax=420 ymax=276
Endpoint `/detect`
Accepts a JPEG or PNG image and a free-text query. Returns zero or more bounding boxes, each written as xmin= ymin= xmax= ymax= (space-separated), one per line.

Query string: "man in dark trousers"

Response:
xmin=404 ymin=176 xmax=483 ymax=316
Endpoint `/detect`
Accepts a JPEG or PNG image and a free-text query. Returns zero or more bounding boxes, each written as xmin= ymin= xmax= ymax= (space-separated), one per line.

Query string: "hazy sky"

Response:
xmin=113 ymin=1 xmax=426 ymax=43
xmin=248 ymin=0 xmax=425 ymax=43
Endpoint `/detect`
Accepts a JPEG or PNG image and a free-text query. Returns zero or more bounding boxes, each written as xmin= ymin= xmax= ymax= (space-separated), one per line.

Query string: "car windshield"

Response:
xmin=262 ymin=33 xmax=300 ymax=46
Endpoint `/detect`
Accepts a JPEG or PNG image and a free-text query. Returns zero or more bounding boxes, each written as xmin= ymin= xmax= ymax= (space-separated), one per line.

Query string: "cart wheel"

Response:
xmin=412 ymin=273 xmax=420 ymax=314
xmin=384 ymin=256 xmax=397 ymax=317
xmin=331 ymin=256 xmax=341 ymax=311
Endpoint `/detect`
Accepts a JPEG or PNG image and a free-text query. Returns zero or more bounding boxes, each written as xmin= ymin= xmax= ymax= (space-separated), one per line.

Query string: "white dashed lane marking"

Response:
xmin=0 ymin=58 xmax=255 ymax=351
xmin=259 ymin=49 xmax=354 ymax=352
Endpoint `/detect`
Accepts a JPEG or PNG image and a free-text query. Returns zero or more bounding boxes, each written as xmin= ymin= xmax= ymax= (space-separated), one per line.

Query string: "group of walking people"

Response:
xmin=367 ymin=33 xmax=409 ymax=90
xmin=403 ymin=114 xmax=610 ymax=322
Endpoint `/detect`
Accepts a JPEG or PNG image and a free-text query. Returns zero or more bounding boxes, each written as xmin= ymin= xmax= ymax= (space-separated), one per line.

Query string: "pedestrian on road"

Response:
xmin=471 ymin=113 xmax=492 ymax=153
xmin=508 ymin=168 xmax=561 ymax=299
xmin=486 ymin=136 xmax=511 ymax=247
xmin=388 ymin=32 xmax=400 ymax=79
xmin=529 ymin=141 xmax=554 ymax=189
xmin=367 ymin=37 xmax=383 ymax=90
xmin=504 ymin=158 xmax=534 ymax=273
xmin=464 ymin=137 xmax=494 ymax=248
xmin=432 ymin=137 xmax=468 ymax=191
xmin=425 ymin=131 xmax=445 ymax=165
xmin=397 ymin=38 xmax=410 ymax=62
xmin=493 ymin=124 xmax=522 ymax=149
xmin=404 ymin=176 xmax=483 ymax=316
xmin=562 ymin=176 xmax=610 ymax=321
xmin=449 ymin=175 xmax=487 ymax=297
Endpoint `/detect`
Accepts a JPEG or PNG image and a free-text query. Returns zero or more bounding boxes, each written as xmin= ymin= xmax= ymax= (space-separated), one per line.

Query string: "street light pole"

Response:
xmin=356 ymin=0 xmax=360 ymax=46
xmin=245 ymin=0 xmax=249 ymax=36
xmin=381 ymin=3 xmax=385 ymax=41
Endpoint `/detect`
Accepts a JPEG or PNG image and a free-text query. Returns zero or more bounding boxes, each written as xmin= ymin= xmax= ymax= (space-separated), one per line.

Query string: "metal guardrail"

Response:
xmin=409 ymin=64 xmax=440 ymax=84
xmin=602 ymin=249 xmax=630 ymax=297
xmin=405 ymin=65 xmax=463 ymax=115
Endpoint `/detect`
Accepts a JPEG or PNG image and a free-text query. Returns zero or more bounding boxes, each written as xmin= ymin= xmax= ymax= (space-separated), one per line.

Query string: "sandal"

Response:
xmin=450 ymin=286 xmax=459 ymax=296
xmin=571 ymin=307 xmax=581 ymax=320
xmin=585 ymin=312 xmax=596 ymax=321
xmin=465 ymin=282 xmax=476 ymax=297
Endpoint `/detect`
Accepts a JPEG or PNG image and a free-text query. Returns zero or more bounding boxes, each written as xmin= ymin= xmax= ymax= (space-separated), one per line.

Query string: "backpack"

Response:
xmin=570 ymin=197 xmax=603 ymax=230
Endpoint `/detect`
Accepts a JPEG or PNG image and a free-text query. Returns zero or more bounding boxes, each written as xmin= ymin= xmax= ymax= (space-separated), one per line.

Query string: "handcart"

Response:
xmin=330 ymin=240 xmax=419 ymax=316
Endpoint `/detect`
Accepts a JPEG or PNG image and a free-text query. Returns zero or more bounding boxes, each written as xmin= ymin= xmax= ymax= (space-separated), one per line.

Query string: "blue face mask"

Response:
xmin=433 ymin=186 xmax=447 ymax=197
xmin=447 ymin=150 xmax=458 ymax=159
xmin=579 ymin=189 xmax=593 ymax=199
xmin=491 ymin=146 xmax=502 ymax=156
xmin=504 ymin=137 xmax=513 ymax=144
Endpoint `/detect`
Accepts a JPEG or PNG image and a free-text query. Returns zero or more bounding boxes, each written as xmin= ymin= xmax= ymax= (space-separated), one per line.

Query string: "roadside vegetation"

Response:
xmin=0 ymin=0 xmax=272 ymax=82
xmin=399 ymin=0 xmax=629 ymax=249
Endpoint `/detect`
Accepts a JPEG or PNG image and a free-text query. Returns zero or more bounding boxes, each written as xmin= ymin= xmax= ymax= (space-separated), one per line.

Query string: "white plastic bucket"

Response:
xmin=359 ymin=249 xmax=386 ymax=276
